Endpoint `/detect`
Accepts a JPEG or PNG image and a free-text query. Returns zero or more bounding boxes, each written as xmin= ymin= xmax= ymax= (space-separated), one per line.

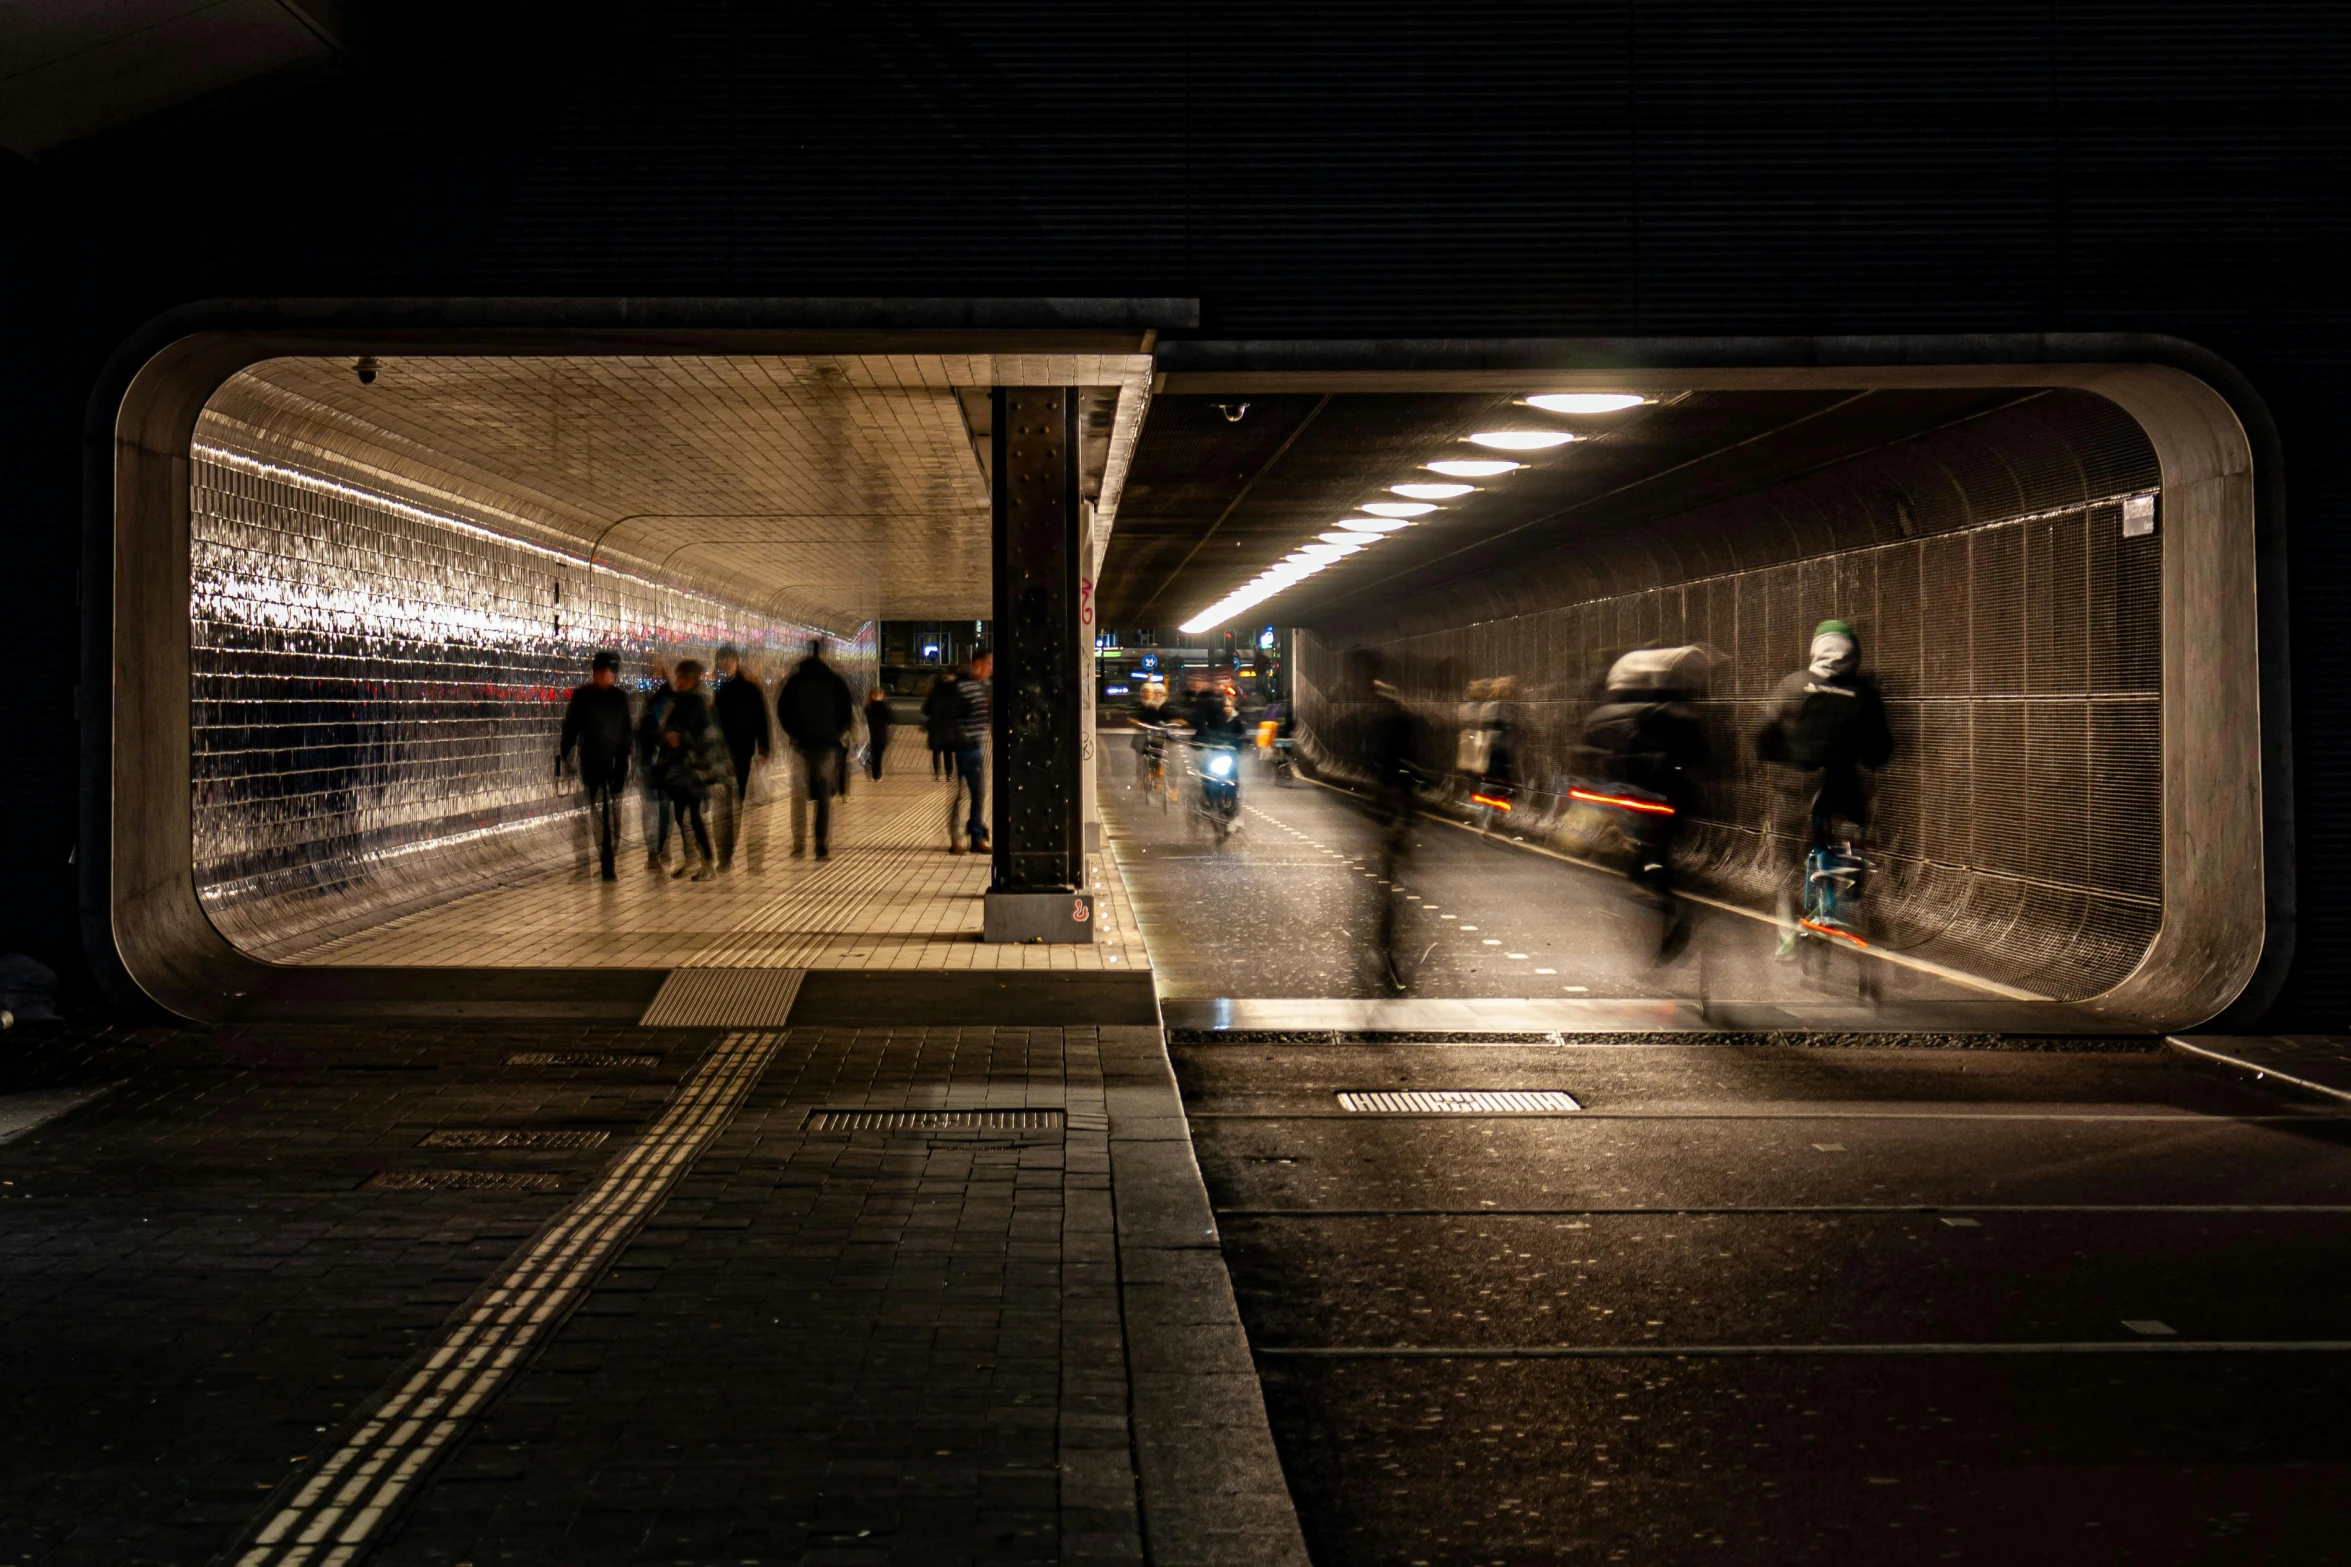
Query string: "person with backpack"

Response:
xmin=1755 ymin=619 xmax=1893 ymax=956
xmin=557 ymin=649 xmax=634 ymax=880
xmin=775 ymin=639 xmax=853 ymax=858
xmin=1581 ymin=646 xmax=1712 ymax=961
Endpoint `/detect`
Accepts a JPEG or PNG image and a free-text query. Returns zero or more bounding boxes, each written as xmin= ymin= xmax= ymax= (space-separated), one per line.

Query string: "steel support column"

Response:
xmin=984 ymin=386 xmax=1093 ymax=941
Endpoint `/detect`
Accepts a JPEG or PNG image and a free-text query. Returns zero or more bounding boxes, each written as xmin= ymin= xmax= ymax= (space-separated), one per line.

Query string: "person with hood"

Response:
xmin=1580 ymin=646 xmax=1711 ymax=961
xmin=1755 ymin=618 xmax=1894 ymax=956
xmin=655 ymin=660 xmax=722 ymax=881
xmin=776 ymin=638 xmax=853 ymax=858
xmin=711 ymin=645 xmax=771 ymax=868
xmin=558 ymin=649 xmax=634 ymax=880
xmin=862 ymin=686 xmax=894 ymax=781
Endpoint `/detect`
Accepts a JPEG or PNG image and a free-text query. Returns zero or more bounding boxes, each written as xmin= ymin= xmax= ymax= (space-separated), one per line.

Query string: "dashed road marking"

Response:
xmin=230 ymin=1030 xmax=783 ymax=1566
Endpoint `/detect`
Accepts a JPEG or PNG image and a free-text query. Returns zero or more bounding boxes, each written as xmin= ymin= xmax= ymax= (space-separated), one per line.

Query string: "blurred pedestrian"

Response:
xmin=776 ymin=638 xmax=853 ymax=858
xmin=923 ymin=666 xmax=961 ymax=779
xmin=1366 ymin=676 xmax=1429 ymax=991
xmin=558 ymin=649 xmax=633 ymax=880
xmin=1756 ymin=619 xmax=1893 ymax=956
xmin=637 ymin=657 xmax=676 ymax=871
xmin=863 ymin=686 xmax=894 ymax=781
xmin=1454 ymin=678 xmax=1492 ymax=801
xmin=712 ymin=645 xmax=772 ymax=869
xmin=946 ymin=648 xmax=993 ymax=855
xmin=657 ymin=661 xmax=720 ymax=881
xmin=1581 ymin=647 xmax=1710 ymax=960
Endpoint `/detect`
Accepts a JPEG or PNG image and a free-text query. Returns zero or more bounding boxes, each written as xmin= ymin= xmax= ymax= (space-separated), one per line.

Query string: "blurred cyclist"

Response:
xmin=1580 ymin=647 xmax=1709 ymax=960
xmin=1755 ymin=619 xmax=1893 ymax=957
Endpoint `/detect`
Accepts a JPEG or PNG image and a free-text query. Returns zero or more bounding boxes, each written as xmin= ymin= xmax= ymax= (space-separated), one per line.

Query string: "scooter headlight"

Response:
xmin=1208 ymin=752 xmax=1234 ymax=778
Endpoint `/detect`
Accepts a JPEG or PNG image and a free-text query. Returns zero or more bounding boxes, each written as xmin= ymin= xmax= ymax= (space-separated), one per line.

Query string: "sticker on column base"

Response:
xmin=983 ymin=889 xmax=1097 ymax=943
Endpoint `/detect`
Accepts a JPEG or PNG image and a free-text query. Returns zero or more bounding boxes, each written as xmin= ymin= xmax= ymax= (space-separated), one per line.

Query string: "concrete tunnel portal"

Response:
xmin=97 ymin=333 xmax=2274 ymax=1033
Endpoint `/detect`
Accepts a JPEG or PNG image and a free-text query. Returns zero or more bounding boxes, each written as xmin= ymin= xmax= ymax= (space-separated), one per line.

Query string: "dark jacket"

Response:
xmin=776 ymin=654 xmax=854 ymax=753
xmin=714 ymin=671 xmax=772 ymax=760
xmin=1754 ymin=671 xmax=1893 ymax=776
xmin=864 ymin=692 xmax=894 ymax=747
xmin=1582 ymin=695 xmax=1708 ymax=811
xmin=921 ymin=674 xmax=962 ymax=749
xmin=951 ymin=673 xmax=991 ymax=749
xmin=560 ymin=683 xmax=634 ymax=777
xmin=636 ymin=684 xmax=675 ymax=769
xmin=657 ymin=688 xmax=723 ymax=797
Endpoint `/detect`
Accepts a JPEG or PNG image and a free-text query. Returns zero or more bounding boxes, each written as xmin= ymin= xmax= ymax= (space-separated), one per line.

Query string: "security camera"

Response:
xmin=1213 ymin=401 xmax=1250 ymax=423
xmin=354 ymin=356 xmax=379 ymax=386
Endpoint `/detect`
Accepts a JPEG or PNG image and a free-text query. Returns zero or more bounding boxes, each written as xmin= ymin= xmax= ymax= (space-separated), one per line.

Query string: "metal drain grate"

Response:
xmin=505 ymin=1051 xmax=661 ymax=1068
xmin=640 ymin=968 xmax=805 ymax=1028
xmin=418 ymin=1129 xmax=611 ymax=1150
xmin=366 ymin=1169 xmax=565 ymax=1192
xmin=1336 ymin=1090 xmax=1581 ymax=1114
xmin=804 ymin=1109 xmax=1066 ymax=1133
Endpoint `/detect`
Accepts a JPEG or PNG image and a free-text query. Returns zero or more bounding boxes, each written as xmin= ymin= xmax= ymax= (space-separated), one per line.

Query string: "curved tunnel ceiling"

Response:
xmin=1098 ymin=386 xmax=2052 ymax=630
xmin=198 ymin=352 xmax=1150 ymax=633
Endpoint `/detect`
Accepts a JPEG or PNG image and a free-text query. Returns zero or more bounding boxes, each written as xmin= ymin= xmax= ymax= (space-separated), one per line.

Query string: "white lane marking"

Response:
xmin=233 ymin=1030 xmax=781 ymax=1566
xmin=0 ymin=1083 xmax=117 ymax=1145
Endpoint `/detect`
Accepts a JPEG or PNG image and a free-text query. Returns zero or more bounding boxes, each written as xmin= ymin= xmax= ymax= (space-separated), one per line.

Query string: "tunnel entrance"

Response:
xmin=100 ymin=335 xmax=1157 ymax=1018
xmin=1092 ymin=365 xmax=2271 ymax=1033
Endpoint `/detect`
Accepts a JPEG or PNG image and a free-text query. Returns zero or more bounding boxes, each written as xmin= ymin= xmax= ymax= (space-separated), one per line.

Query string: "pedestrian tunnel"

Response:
xmin=97 ymin=333 xmax=1154 ymax=1019
xmin=1096 ymin=356 xmax=2283 ymax=1034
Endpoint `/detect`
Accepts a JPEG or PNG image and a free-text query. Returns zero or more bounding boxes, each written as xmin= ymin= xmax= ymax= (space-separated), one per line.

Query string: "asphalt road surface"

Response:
xmin=1100 ymin=735 xmax=1983 ymax=1007
xmin=1176 ymin=1034 xmax=2351 ymax=1566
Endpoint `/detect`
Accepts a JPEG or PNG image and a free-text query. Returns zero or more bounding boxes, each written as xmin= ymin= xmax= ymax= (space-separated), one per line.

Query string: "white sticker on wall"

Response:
xmin=2122 ymin=492 xmax=2158 ymax=538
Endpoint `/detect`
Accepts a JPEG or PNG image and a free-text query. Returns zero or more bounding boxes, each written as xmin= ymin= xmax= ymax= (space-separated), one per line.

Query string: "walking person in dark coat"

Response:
xmin=922 ymin=667 xmax=961 ymax=779
xmin=776 ymin=639 xmax=854 ymax=858
xmin=656 ymin=661 xmax=720 ymax=880
xmin=558 ymin=650 xmax=634 ymax=880
xmin=863 ymin=687 xmax=894 ymax=782
xmin=712 ymin=645 xmax=772 ymax=869
xmin=636 ymin=657 xmax=676 ymax=871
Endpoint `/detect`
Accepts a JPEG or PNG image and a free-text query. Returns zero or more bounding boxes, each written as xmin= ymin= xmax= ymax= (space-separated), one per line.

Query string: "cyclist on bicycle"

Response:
xmin=1581 ymin=647 xmax=1710 ymax=961
xmin=1755 ymin=619 xmax=1893 ymax=958
xmin=1135 ymin=680 xmax=1172 ymax=793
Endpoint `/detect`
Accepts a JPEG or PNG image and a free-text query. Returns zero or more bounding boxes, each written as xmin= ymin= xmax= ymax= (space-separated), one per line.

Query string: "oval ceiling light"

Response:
xmin=1390 ymin=482 xmax=1474 ymax=499
xmin=1338 ymin=515 xmax=1413 ymax=532
xmin=1526 ymin=393 xmax=1647 ymax=414
xmin=1321 ymin=530 xmax=1386 ymax=545
xmin=1468 ymin=431 xmax=1576 ymax=451
xmin=1426 ymin=459 xmax=1522 ymax=477
xmin=1362 ymin=501 xmax=1438 ymax=517
xmin=1300 ymin=543 xmax=1351 ymax=559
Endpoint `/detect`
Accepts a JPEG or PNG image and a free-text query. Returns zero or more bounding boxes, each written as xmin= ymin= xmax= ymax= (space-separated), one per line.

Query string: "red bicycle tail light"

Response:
xmin=1569 ymin=788 xmax=1675 ymax=817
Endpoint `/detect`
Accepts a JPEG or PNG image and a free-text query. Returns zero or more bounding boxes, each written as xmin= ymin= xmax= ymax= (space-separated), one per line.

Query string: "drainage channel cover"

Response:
xmin=418 ymin=1129 xmax=611 ymax=1150
xmin=367 ymin=1169 xmax=565 ymax=1192
xmin=804 ymin=1109 xmax=1065 ymax=1132
xmin=1336 ymin=1090 xmax=1581 ymax=1113
xmin=505 ymin=1051 xmax=661 ymax=1068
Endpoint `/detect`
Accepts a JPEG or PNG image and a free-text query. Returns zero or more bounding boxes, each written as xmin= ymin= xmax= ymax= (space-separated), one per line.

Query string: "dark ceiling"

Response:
xmin=1097 ymin=386 xmax=2045 ymax=631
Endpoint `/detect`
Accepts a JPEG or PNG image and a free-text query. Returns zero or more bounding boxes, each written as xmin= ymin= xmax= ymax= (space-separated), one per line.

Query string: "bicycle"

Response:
xmin=1798 ymin=834 xmax=1879 ymax=999
xmin=1134 ymin=726 xmax=1172 ymax=810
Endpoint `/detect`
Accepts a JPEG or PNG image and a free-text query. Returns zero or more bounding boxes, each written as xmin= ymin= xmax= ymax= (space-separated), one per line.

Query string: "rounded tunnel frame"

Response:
xmin=85 ymin=308 xmax=2289 ymax=1031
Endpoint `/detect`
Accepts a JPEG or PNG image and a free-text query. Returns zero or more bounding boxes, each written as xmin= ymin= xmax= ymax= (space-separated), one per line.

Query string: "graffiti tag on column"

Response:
xmin=1078 ymin=577 xmax=1094 ymax=627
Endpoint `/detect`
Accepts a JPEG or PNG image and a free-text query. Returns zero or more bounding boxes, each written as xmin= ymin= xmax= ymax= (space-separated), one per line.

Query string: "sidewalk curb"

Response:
xmin=1102 ymin=1023 xmax=1313 ymax=1567
xmin=2168 ymin=1035 xmax=2351 ymax=1105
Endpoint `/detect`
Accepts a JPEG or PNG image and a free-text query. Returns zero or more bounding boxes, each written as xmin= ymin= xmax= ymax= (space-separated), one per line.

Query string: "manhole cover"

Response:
xmin=1335 ymin=1090 xmax=1581 ymax=1114
xmin=804 ymin=1109 xmax=1065 ymax=1132
xmin=366 ymin=1169 xmax=565 ymax=1192
xmin=505 ymin=1052 xmax=661 ymax=1068
xmin=418 ymin=1129 xmax=611 ymax=1150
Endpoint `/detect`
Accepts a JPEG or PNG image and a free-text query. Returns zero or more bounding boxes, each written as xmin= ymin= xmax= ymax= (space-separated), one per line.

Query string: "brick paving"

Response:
xmin=0 ymin=1019 xmax=1176 ymax=1566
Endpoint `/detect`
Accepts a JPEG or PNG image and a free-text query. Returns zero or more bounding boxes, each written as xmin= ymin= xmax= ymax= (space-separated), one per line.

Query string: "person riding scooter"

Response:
xmin=1190 ymin=693 xmax=1249 ymax=839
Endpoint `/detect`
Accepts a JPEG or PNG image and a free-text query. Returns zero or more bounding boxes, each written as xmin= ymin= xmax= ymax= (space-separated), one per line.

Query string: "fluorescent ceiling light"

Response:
xmin=1390 ymin=482 xmax=1474 ymax=499
xmin=1339 ymin=515 xmax=1413 ymax=532
xmin=1526 ymin=393 xmax=1647 ymax=414
xmin=1468 ymin=430 xmax=1576 ymax=451
xmin=1427 ymin=459 xmax=1522 ymax=477
xmin=1362 ymin=501 xmax=1437 ymax=517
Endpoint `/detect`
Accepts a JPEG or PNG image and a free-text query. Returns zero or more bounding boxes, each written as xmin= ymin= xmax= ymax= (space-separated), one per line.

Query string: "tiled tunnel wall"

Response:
xmin=189 ymin=439 xmax=872 ymax=959
xmin=1294 ymin=391 xmax=2164 ymax=1001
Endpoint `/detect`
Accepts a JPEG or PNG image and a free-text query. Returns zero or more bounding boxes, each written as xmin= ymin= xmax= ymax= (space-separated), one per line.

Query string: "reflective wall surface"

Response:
xmin=1297 ymin=392 xmax=2164 ymax=1000
xmin=189 ymin=439 xmax=862 ymax=958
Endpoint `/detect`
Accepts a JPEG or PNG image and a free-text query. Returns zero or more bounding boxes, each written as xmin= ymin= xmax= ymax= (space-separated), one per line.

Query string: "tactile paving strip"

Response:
xmin=1335 ymin=1090 xmax=1581 ymax=1114
xmin=639 ymin=967 xmax=807 ymax=1028
xmin=803 ymin=1109 xmax=1065 ymax=1132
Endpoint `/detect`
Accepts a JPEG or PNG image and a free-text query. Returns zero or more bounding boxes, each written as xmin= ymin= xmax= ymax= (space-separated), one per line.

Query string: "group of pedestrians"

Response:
xmin=920 ymin=649 xmax=994 ymax=854
xmin=558 ymin=639 xmax=867 ymax=880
